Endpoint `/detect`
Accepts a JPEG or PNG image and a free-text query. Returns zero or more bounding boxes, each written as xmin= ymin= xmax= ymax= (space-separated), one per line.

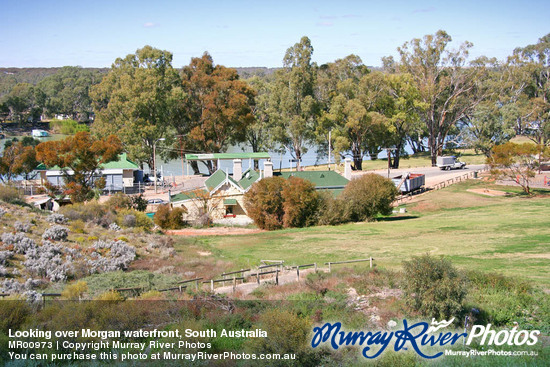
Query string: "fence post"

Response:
xmin=195 ymin=280 xmax=199 ymax=291
xmin=296 ymin=266 xmax=300 ymax=281
xmin=256 ymin=272 xmax=260 ymax=284
xmin=210 ymin=280 xmax=214 ymax=292
xmin=369 ymin=257 xmax=373 ymax=269
xmin=314 ymin=263 xmax=317 ymax=273
xmin=275 ymin=268 xmax=279 ymax=285
xmin=232 ymin=277 xmax=236 ymax=292
xmin=328 ymin=262 xmax=331 ymax=273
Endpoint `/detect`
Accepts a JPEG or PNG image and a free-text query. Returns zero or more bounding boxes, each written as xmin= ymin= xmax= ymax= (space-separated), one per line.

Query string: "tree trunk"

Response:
xmin=352 ymin=146 xmax=363 ymax=171
xmin=190 ymin=161 xmax=200 ymax=175
xmin=391 ymin=141 xmax=403 ymax=169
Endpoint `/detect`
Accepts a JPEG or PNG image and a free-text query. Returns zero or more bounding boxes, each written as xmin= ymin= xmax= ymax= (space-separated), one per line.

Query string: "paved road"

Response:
xmin=355 ymin=164 xmax=487 ymax=187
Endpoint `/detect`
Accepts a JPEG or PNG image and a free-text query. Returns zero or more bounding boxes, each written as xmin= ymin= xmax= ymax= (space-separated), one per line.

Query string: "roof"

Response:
xmin=101 ymin=153 xmax=139 ymax=170
xmin=275 ymin=171 xmax=349 ymax=189
xmin=36 ymin=153 xmax=139 ymax=171
xmin=205 ymin=169 xmax=228 ymax=191
xmin=171 ymin=189 xmax=208 ymax=202
xmin=238 ymin=169 xmax=261 ymax=190
xmin=185 ymin=152 xmax=271 ymax=160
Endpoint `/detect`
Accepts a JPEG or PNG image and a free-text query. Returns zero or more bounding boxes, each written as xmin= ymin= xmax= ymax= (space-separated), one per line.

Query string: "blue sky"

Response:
xmin=1 ymin=0 xmax=548 ymax=68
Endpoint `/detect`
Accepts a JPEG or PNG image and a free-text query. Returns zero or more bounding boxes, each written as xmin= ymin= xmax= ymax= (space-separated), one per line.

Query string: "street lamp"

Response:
xmin=153 ymin=138 xmax=165 ymax=194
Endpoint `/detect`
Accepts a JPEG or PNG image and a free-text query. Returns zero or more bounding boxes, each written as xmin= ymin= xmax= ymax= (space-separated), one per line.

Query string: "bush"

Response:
xmin=244 ymin=176 xmax=286 ymax=230
xmin=1 ymin=232 xmax=37 ymax=254
xmin=46 ymin=213 xmax=68 ymax=224
xmin=245 ymin=176 xmax=320 ymax=230
xmin=42 ymin=225 xmax=69 ymax=241
xmin=61 ymin=281 xmax=88 ymax=300
xmin=0 ymin=185 xmax=22 ymax=204
xmin=24 ymin=241 xmax=73 ymax=282
xmin=131 ymin=194 xmax=148 ymax=212
xmin=402 ymin=254 xmax=467 ymax=319
xmin=153 ymin=204 xmax=187 ymax=230
xmin=118 ymin=209 xmax=153 ymax=230
xmin=105 ymin=193 xmax=133 ymax=211
xmin=282 ymin=176 xmax=320 ymax=228
xmin=14 ymin=221 xmax=31 ymax=233
xmin=341 ymin=174 xmax=398 ymax=222
xmin=316 ymin=191 xmax=352 ymax=226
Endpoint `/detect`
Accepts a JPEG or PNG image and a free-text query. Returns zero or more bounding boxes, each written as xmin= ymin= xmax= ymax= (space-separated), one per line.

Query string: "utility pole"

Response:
xmin=153 ymin=138 xmax=165 ymax=194
xmin=328 ymin=129 xmax=332 ymax=170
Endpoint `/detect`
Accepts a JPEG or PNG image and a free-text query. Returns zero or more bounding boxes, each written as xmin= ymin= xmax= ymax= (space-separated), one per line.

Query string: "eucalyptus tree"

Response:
xmin=506 ymin=34 xmax=550 ymax=146
xmin=395 ymin=30 xmax=482 ymax=165
xmin=91 ymin=46 xmax=180 ymax=170
xmin=271 ymin=36 xmax=319 ymax=170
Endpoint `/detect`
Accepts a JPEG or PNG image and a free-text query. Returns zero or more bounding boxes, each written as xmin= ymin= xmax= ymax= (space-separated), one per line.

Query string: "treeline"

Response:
xmin=2 ymin=30 xmax=549 ymax=172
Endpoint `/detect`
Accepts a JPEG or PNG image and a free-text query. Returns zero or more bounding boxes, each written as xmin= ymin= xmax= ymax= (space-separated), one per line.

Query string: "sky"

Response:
xmin=1 ymin=0 xmax=549 ymax=68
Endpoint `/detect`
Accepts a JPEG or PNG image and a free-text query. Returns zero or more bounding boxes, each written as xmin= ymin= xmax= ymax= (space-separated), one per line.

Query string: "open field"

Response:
xmin=191 ymin=180 xmax=550 ymax=288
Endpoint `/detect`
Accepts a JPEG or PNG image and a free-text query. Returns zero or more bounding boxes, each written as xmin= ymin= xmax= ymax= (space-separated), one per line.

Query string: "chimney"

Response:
xmin=344 ymin=158 xmax=352 ymax=180
xmin=264 ymin=161 xmax=273 ymax=178
xmin=233 ymin=159 xmax=242 ymax=181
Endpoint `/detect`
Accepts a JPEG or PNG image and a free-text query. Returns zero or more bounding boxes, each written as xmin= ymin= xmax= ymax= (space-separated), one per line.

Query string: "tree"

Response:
xmin=506 ymin=34 xmax=550 ymax=146
xmin=395 ymin=30 xmax=483 ymax=165
xmin=91 ymin=46 xmax=180 ymax=170
xmin=35 ymin=132 xmax=122 ymax=202
xmin=385 ymin=73 xmax=423 ymax=168
xmin=4 ymin=83 xmax=40 ymax=125
xmin=246 ymin=76 xmax=275 ymax=168
xmin=0 ymin=141 xmax=38 ymax=182
xmin=37 ymin=66 xmax=104 ymax=121
xmin=327 ymin=71 xmax=394 ymax=170
xmin=271 ymin=36 xmax=318 ymax=170
xmin=488 ymin=142 xmax=548 ymax=195
xmin=175 ymin=53 xmax=256 ymax=174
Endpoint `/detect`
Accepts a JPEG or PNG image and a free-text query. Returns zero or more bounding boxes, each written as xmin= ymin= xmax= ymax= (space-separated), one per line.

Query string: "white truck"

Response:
xmin=436 ymin=156 xmax=466 ymax=170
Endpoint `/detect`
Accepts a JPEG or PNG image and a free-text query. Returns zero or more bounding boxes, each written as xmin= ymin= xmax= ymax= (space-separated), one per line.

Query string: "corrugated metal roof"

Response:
xmin=238 ymin=169 xmax=260 ymax=190
xmin=36 ymin=153 xmax=139 ymax=171
xmin=171 ymin=189 xmax=208 ymax=202
xmin=276 ymin=171 xmax=349 ymax=188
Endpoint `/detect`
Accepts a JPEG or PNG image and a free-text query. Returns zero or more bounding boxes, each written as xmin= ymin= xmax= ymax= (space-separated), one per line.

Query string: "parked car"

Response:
xmin=147 ymin=198 xmax=166 ymax=205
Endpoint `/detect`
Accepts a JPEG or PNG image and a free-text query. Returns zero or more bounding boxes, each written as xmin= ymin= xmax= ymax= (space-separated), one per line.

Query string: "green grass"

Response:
xmin=192 ymin=181 xmax=550 ymax=288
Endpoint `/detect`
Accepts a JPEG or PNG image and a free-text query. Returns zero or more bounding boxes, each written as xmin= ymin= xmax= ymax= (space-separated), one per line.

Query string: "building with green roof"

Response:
xmin=170 ymin=159 xmax=349 ymax=221
xmin=37 ymin=153 xmax=144 ymax=192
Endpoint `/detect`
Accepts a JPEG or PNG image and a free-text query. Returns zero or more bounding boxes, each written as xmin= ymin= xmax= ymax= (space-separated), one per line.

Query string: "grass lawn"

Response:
xmin=191 ymin=180 xmax=550 ymax=288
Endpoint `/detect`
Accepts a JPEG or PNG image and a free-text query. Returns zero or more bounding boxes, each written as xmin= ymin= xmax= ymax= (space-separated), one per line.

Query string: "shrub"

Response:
xmin=24 ymin=241 xmax=73 ymax=282
xmin=46 ymin=213 xmax=68 ymax=224
xmin=59 ymin=202 xmax=107 ymax=224
xmin=62 ymin=281 xmax=88 ymax=300
xmin=105 ymin=193 xmax=133 ymax=211
xmin=116 ymin=209 xmax=153 ymax=230
xmin=1 ymin=232 xmax=37 ymax=254
xmin=0 ymin=251 xmax=14 ymax=265
xmin=282 ymin=176 xmax=320 ymax=228
xmin=0 ymin=207 xmax=6 ymax=217
xmin=88 ymin=240 xmax=136 ymax=272
xmin=70 ymin=219 xmax=86 ymax=233
xmin=42 ymin=225 xmax=69 ymax=241
xmin=0 ymin=185 xmax=22 ymax=204
xmin=341 ymin=174 xmax=398 ymax=222
xmin=131 ymin=194 xmax=148 ymax=212
xmin=109 ymin=223 xmax=121 ymax=232
xmin=402 ymin=254 xmax=467 ymax=319
xmin=50 ymin=119 xmax=90 ymax=135
xmin=244 ymin=176 xmax=286 ymax=230
xmin=246 ymin=309 xmax=317 ymax=365
xmin=153 ymin=204 xmax=187 ymax=230
xmin=14 ymin=221 xmax=31 ymax=233
xmin=316 ymin=191 xmax=352 ymax=226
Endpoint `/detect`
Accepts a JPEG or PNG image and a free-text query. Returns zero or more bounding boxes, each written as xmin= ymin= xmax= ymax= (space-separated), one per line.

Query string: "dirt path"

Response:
xmin=166 ymin=227 xmax=264 ymax=236
xmin=214 ymin=268 xmax=320 ymax=295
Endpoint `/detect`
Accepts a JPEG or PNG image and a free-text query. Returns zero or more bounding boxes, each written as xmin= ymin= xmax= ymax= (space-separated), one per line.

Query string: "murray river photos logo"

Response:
xmin=311 ymin=318 xmax=540 ymax=359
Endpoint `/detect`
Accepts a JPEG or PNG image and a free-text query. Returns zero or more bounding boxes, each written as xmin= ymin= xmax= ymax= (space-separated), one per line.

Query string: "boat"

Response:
xmin=32 ymin=129 xmax=50 ymax=137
